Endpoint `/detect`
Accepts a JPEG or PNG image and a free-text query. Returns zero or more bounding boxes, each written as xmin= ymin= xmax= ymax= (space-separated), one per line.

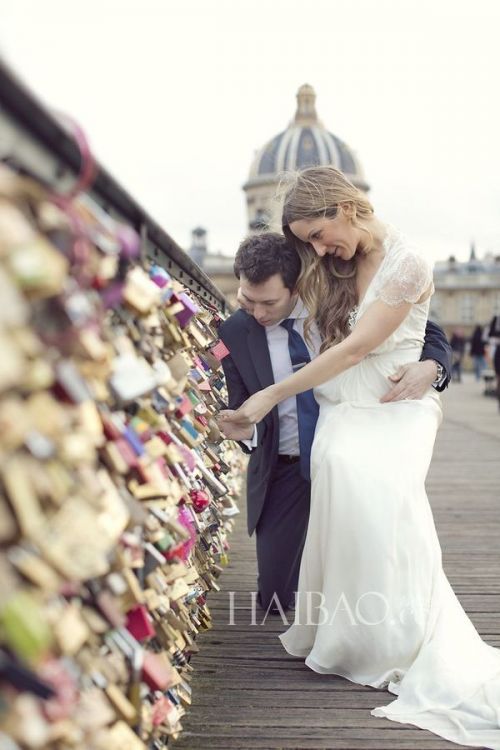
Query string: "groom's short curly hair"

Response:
xmin=233 ymin=232 xmax=301 ymax=291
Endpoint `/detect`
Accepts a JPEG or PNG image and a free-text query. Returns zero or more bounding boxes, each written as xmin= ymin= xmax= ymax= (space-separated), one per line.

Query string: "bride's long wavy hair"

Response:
xmin=280 ymin=166 xmax=375 ymax=353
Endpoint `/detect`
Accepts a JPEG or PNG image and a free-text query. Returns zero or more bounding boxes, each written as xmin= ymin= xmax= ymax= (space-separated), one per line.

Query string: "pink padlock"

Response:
xmin=175 ymin=394 xmax=193 ymax=418
xmin=125 ymin=604 xmax=156 ymax=641
xmin=190 ymin=489 xmax=210 ymax=513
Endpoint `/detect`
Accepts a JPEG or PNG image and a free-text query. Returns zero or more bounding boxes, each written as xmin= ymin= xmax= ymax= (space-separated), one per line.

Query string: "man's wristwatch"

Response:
xmin=429 ymin=359 xmax=444 ymax=386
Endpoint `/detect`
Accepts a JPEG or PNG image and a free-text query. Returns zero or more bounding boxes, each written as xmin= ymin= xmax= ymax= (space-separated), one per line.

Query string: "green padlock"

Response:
xmin=0 ymin=590 xmax=53 ymax=663
xmin=155 ymin=531 xmax=176 ymax=552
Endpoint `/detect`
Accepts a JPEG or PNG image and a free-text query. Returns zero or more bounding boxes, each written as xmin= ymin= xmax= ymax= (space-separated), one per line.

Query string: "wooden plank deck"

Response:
xmin=174 ymin=377 xmax=500 ymax=749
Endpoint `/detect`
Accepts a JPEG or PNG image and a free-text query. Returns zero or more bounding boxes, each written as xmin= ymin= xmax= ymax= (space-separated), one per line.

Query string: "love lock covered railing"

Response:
xmin=0 ymin=58 xmax=244 ymax=749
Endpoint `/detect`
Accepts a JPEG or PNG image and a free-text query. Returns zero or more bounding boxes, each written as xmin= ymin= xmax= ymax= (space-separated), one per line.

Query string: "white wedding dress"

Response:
xmin=279 ymin=224 xmax=500 ymax=748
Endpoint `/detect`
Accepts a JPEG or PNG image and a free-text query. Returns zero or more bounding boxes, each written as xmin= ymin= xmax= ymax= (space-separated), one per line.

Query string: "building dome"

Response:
xmin=244 ymin=84 xmax=368 ymax=192
xmin=243 ymin=84 xmax=369 ymax=232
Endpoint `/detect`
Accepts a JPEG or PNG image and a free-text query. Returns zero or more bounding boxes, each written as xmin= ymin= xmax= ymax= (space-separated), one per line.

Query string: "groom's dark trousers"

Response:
xmin=219 ymin=309 xmax=452 ymax=611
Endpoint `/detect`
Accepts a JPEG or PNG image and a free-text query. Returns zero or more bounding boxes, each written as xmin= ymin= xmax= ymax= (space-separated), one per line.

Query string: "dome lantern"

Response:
xmin=294 ymin=83 xmax=318 ymax=125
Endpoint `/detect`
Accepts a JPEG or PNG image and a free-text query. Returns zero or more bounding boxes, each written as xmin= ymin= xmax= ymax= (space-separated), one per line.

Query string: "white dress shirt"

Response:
xmin=243 ymin=299 xmax=321 ymax=454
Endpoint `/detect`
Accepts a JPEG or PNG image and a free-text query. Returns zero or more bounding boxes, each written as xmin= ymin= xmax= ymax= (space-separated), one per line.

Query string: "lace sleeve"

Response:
xmin=373 ymin=248 xmax=434 ymax=307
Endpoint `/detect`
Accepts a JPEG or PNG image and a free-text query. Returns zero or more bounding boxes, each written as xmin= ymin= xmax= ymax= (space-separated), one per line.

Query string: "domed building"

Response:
xmin=243 ymin=84 xmax=369 ymax=232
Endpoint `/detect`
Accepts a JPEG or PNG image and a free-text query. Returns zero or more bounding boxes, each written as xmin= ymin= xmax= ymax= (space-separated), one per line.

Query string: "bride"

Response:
xmin=220 ymin=166 xmax=500 ymax=749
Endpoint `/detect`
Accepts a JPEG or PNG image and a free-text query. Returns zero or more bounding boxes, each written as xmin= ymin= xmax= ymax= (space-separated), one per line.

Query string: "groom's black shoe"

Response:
xmin=257 ymin=591 xmax=295 ymax=615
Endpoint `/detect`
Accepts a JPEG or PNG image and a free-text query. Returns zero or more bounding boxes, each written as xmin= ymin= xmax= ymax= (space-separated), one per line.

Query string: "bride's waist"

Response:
xmin=313 ymin=346 xmax=424 ymax=401
xmin=364 ymin=345 xmax=423 ymax=361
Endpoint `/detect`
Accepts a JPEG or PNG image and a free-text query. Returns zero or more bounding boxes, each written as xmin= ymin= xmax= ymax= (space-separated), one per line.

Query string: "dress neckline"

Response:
xmin=356 ymin=224 xmax=394 ymax=310
xmin=348 ymin=224 xmax=397 ymax=329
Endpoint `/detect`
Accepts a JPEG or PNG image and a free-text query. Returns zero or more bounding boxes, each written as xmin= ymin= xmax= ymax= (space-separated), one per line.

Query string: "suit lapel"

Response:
xmin=246 ymin=316 xmax=275 ymax=389
xmin=245 ymin=316 xmax=280 ymax=446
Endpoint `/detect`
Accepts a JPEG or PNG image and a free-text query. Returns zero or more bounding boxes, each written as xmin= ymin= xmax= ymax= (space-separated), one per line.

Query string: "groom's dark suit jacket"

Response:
xmin=219 ymin=311 xmax=452 ymax=538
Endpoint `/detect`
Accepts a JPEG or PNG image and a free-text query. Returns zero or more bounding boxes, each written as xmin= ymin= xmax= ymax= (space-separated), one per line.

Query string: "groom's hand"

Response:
xmin=216 ymin=410 xmax=254 ymax=441
xmin=219 ymin=388 xmax=277 ymax=426
xmin=380 ymin=360 xmax=438 ymax=402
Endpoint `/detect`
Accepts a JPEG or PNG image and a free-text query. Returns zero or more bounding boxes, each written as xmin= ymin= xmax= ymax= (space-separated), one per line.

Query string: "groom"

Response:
xmin=218 ymin=232 xmax=451 ymax=614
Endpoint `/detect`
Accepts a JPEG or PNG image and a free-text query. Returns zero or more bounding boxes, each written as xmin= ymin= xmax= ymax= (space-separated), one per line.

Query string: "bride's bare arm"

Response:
xmin=275 ymin=299 xmax=414 ymax=399
xmin=221 ymin=298 xmax=415 ymax=426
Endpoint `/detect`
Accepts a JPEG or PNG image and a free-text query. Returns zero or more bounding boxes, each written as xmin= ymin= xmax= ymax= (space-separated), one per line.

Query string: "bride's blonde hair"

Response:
xmin=280 ymin=166 xmax=375 ymax=352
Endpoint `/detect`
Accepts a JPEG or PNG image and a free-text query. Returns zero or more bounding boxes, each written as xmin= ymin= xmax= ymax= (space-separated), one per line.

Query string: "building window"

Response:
xmin=493 ymin=292 xmax=500 ymax=316
xmin=459 ymin=293 xmax=475 ymax=323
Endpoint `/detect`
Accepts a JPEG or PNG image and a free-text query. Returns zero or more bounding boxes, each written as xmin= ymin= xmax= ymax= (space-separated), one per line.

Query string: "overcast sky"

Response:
xmin=1 ymin=0 xmax=499 ymax=263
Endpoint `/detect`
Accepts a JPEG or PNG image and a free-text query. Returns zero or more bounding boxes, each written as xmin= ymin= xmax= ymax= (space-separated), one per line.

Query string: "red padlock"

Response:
xmin=190 ymin=489 xmax=210 ymax=513
xmin=163 ymin=540 xmax=186 ymax=561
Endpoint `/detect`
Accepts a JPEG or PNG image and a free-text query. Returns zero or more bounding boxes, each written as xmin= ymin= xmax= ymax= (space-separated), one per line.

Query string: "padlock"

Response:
xmin=189 ymin=489 xmax=211 ymax=513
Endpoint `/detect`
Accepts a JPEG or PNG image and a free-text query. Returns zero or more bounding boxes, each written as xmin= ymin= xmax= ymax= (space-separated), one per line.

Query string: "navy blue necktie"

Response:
xmin=280 ymin=318 xmax=320 ymax=481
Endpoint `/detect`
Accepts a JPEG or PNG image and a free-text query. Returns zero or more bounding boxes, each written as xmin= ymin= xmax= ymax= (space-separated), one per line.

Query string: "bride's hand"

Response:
xmin=218 ymin=387 xmax=278 ymax=427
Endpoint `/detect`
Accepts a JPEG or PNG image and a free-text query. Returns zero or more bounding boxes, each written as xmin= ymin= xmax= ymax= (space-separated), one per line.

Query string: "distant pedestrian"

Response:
xmin=450 ymin=328 xmax=466 ymax=382
xmin=470 ymin=324 xmax=487 ymax=381
xmin=488 ymin=315 xmax=500 ymax=411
